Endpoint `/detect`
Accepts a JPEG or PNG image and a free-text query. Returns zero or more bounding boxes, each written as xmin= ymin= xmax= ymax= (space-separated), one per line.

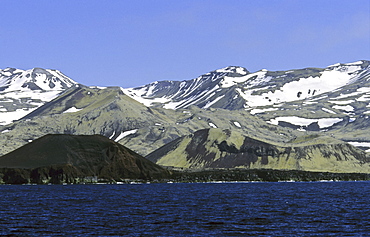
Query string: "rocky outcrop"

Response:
xmin=147 ymin=128 xmax=370 ymax=173
xmin=0 ymin=134 xmax=171 ymax=184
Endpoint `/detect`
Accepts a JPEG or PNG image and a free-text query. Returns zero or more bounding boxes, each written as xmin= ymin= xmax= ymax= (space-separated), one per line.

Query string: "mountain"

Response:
xmin=123 ymin=61 xmax=369 ymax=112
xmin=0 ymin=61 xmax=370 ymax=173
xmin=0 ymin=85 xmax=303 ymax=157
xmin=0 ymin=67 xmax=77 ymax=125
xmin=123 ymin=60 xmax=370 ymax=151
xmin=146 ymin=128 xmax=370 ymax=173
xmin=0 ymin=134 xmax=170 ymax=184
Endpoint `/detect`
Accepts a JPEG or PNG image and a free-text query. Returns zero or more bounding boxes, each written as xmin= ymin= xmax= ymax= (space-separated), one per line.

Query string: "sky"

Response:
xmin=1 ymin=0 xmax=369 ymax=88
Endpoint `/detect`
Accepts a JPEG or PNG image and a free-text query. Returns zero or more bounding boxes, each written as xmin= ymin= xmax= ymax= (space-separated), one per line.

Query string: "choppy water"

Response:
xmin=0 ymin=181 xmax=369 ymax=236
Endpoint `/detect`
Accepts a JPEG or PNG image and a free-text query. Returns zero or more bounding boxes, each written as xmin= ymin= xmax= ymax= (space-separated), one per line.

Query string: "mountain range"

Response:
xmin=1 ymin=60 xmax=370 ymax=175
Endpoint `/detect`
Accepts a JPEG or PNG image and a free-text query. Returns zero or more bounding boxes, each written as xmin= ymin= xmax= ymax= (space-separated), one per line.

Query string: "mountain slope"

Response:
xmin=122 ymin=60 xmax=370 ymax=151
xmin=123 ymin=61 xmax=369 ymax=111
xmin=146 ymin=128 xmax=370 ymax=173
xmin=122 ymin=66 xmax=250 ymax=110
xmin=0 ymin=67 xmax=77 ymax=125
xmin=0 ymin=85 xmax=304 ymax=157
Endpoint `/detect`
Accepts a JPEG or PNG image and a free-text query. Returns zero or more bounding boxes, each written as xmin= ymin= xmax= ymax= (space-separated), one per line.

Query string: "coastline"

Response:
xmin=1 ymin=168 xmax=369 ymax=185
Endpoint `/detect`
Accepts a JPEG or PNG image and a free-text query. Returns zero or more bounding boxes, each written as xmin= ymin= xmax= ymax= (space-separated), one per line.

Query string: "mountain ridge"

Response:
xmin=121 ymin=60 xmax=370 ymax=151
xmin=123 ymin=60 xmax=370 ymax=111
xmin=1 ymin=60 xmax=370 ymax=173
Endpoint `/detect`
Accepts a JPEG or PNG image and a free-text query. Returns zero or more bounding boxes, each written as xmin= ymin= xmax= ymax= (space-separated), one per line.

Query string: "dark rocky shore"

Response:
xmin=169 ymin=169 xmax=370 ymax=183
xmin=1 ymin=168 xmax=369 ymax=184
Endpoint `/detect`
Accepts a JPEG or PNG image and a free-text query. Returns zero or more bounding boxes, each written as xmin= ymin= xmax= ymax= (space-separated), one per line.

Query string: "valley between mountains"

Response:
xmin=0 ymin=61 xmax=370 ymax=183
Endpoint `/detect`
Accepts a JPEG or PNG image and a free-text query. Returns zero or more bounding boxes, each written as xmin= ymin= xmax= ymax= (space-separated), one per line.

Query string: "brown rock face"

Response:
xmin=0 ymin=134 xmax=170 ymax=184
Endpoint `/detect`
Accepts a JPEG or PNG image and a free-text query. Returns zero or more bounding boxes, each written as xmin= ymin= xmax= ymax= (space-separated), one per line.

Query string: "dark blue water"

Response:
xmin=0 ymin=181 xmax=369 ymax=236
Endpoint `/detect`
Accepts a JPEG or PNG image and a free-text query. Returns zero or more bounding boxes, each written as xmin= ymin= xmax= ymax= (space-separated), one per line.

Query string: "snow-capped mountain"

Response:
xmin=123 ymin=60 xmax=370 ymax=128
xmin=122 ymin=66 xmax=250 ymax=110
xmin=1 ymin=61 xmax=370 ymax=157
xmin=0 ymin=67 xmax=77 ymax=125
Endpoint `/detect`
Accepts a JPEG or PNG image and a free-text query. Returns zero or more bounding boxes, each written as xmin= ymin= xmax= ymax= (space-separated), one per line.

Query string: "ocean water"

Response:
xmin=0 ymin=181 xmax=369 ymax=236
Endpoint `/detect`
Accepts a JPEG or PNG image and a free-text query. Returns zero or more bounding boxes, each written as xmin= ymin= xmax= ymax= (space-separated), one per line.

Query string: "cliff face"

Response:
xmin=146 ymin=129 xmax=370 ymax=173
xmin=0 ymin=134 xmax=171 ymax=184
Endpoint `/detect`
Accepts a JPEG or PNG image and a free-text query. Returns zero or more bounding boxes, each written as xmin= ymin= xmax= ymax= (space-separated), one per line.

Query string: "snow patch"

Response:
xmin=122 ymin=87 xmax=171 ymax=107
xmin=329 ymin=100 xmax=355 ymax=105
xmin=109 ymin=131 xmax=116 ymax=139
xmin=327 ymin=63 xmax=340 ymax=67
xmin=345 ymin=61 xmax=363 ymax=65
xmin=236 ymin=67 xmax=248 ymax=75
xmin=348 ymin=141 xmax=370 ymax=149
xmin=90 ymin=86 xmax=107 ymax=89
xmin=215 ymin=66 xmax=248 ymax=75
xmin=322 ymin=108 xmax=336 ymax=114
xmin=268 ymin=116 xmax=342 ymax=129
xmin=220 ymin=71 xmax=269 ymax=88
xmin=114 ymin=129 xmax=137 ymax=142
xmin=317 ymin=118 xmax=343 ymax=128
xmin=233 ymin=121 xmax=241 ymax=127
xmin=63 ymin=107 xmax=82 ymax=113
xmin=203 ymin=95 xmax=225 ymax=109
xmin=209 ymin=123 xmax=217 ymax=128
xmin=250 ymin=107 xmax=278 ymax=115
xmin=0 ymin=108 xmax=37 ymax=125
xmin=332 ymin=105 xmax=354 ymax=112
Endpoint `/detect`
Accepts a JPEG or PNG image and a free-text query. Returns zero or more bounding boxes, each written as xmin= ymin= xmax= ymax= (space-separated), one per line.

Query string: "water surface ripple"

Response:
xmin=0 ymin=181 xmax=369 ymax=236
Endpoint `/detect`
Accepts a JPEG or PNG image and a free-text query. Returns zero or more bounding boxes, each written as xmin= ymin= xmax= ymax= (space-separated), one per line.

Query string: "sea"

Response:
xmin=0 ymin=181 xmax=369 ymax=236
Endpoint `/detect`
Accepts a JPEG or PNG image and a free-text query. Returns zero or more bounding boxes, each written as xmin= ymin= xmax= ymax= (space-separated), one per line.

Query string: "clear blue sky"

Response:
xmin=1 ymin=0 xmax=369 ymax=88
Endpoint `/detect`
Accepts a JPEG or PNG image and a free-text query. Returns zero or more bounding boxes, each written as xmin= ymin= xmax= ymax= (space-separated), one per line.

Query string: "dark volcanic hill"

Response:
xmin=0 ymin=134 xmax=170 ymax=184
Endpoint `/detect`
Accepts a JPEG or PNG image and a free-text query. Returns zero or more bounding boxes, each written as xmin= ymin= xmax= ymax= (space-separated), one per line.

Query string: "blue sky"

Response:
xmin=1 ymin=0 xmax=369 ymax=88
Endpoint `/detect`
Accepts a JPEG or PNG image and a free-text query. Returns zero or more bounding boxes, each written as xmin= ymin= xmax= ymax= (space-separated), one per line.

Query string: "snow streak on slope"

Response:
xmin=122 ymin=66 xmax=249 ymax=110
xmin=0 ymin=68 xmax=77 ymax=125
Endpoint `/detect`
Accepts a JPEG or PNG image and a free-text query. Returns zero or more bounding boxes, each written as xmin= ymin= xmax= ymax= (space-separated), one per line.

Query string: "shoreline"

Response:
xmin=1 ymin=168 xmax=369 ymax=185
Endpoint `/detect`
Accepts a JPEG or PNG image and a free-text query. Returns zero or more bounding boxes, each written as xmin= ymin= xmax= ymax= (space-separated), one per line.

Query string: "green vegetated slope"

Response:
xmin=0 ymin=86 xmax=172 ymax=156
xmin=146 ymin=128 xmax=370 ymax=173
xmin=0 ymin=134 xmax=170 ymax=184
xmin=0 ymin=86 xmax=304 ymax=157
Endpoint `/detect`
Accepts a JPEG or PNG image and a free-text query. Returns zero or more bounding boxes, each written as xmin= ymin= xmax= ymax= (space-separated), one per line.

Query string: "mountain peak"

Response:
xmin=0 ymin=67 xmax=78 ymax=125
xmin=213 ymin=66 xmax=249 ymax=77
xmin=0 ymin=67 xmax=77 ymax=92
